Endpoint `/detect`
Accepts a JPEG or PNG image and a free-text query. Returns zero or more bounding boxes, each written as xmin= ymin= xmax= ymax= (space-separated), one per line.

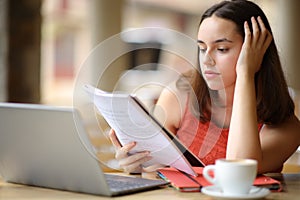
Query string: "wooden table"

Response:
xmin=0 ymin=173 xmax=299 ymax=200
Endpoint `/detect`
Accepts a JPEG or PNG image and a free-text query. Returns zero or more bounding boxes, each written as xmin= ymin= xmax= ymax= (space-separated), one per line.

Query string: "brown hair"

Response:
xmin=191 ymin=0 xmax=294 ymax=125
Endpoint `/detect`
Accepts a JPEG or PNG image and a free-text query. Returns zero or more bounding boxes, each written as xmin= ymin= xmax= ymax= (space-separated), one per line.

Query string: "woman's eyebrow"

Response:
xmin=197 ymin=38 xmax=233 ymax=44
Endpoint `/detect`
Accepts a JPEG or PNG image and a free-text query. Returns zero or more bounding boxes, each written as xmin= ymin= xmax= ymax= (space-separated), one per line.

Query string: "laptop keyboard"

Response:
xmin=105 ymin=174 xmax=168 ymax=192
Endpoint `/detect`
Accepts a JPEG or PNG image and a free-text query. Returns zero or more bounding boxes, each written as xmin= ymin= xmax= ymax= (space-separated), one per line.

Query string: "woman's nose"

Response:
xmin=203 ymin=52 xmax=215 ymax=66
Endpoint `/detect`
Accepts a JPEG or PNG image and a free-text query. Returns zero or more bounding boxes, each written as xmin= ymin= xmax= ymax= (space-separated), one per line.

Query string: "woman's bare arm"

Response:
xmin=227 ymin=17 xmax=300 ymax=173
xmin=259 ymin=116 xmax=300 ymax=173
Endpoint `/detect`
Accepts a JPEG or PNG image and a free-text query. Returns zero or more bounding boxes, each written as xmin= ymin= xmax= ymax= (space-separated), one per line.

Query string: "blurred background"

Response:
xmin=0 ymin=0 xmax=299 ymax=171
xmin=0 ymin=0 xmax=299 ymax=108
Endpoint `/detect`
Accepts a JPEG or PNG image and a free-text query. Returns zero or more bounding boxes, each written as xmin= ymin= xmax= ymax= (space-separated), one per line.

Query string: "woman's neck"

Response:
xmin=212 ymin=86 xmax=234 ymax=109
xmin=210 ymin=86 xmax=235 ymax=128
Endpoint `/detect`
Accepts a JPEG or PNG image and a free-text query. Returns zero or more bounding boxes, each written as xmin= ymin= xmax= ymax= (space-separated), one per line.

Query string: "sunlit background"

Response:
xmin=0 ymin=0 xmax=297 ymax=107
xmin=40 ymin=0 xmax=280 ymax=106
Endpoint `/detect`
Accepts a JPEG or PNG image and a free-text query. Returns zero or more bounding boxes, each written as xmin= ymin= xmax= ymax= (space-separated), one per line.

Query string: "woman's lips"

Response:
xmin=204 ymin=70 xmax=220 ymax=79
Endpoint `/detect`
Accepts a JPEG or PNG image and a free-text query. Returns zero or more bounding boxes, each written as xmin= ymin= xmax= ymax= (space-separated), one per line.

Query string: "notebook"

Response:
xmin=0 ymin=102 xmax=168 ymax=196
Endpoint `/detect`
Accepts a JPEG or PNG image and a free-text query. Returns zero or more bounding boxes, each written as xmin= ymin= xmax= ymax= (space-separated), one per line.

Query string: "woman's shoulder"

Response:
xmin=154 ymin=81 xmax=190 ymax=133
xmin=158 ymin=80 xmax=191 ymax=112
xmin=264 ymin=115 xmax=300 ymax=133
xmin=262 ymin=114 xmax=300 ymax=147
xmin=282 ymin=115 xmax=300 ymax=141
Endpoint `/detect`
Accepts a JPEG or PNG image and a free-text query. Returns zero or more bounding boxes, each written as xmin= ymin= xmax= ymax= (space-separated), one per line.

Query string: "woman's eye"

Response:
xmin=217 ymin=48 xmax=229 ymax=53
xmin=199 ymin=48 xmax=207 ymax=53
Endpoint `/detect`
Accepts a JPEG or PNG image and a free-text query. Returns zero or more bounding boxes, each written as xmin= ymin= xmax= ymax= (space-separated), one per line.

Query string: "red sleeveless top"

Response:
xmin=176 ymin=101 xmax=263 ymax=165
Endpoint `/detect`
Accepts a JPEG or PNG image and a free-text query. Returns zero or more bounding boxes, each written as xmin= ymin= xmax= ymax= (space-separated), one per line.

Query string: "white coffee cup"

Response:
xmin=203 ymin=158 xmax=258 ymax=195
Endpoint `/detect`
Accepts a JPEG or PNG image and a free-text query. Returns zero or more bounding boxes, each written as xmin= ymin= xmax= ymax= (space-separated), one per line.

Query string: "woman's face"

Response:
xmin=197 ymin=15 xmax=243 ymax=91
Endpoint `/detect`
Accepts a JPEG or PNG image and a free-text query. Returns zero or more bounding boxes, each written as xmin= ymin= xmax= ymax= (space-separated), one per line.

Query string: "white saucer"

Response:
xmin=201 ymin=186 xmax=270 ymax=199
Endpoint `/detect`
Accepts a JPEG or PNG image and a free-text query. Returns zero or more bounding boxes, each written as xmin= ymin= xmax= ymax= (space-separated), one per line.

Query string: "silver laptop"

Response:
xmin=0 ymin=103 xmax=168 ymax=196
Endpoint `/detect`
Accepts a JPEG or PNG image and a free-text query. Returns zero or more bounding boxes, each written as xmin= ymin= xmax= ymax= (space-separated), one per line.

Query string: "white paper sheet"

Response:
xmin=84 ymin=84 xmax=197 ymax=176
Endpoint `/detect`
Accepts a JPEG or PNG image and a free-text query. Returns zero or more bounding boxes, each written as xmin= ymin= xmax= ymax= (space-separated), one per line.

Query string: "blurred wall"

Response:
xmin=0 ymin=0 xmax=7 ymax=101
xmin=89 ymin=0 xmax=128 ymax=92
xmin=276 ymin=0 xmax=300 ymax=117
xmin=277 ymin=0 xmax=300 ymax=90
xmin=7 ymin=0 xmax=42 ymax=103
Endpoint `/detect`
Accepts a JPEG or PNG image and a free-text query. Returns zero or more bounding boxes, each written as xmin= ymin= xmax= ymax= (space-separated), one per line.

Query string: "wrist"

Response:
xmin=236 ymin=69 xmax=256 ymax=81
xmin=235 ymin=72 xmax=256 ymax=90
xmin=236 ymin=63 xmax=257 ymax=79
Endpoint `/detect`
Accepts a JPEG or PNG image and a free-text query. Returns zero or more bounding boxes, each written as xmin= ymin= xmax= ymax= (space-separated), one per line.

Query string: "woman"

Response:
xmin=110 ymin=0 xmax=300 ymax=174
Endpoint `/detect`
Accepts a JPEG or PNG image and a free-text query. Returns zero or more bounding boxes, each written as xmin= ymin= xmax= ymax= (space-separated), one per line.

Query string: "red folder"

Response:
xmin=157 ymin=167 xmax=282 ymax=192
